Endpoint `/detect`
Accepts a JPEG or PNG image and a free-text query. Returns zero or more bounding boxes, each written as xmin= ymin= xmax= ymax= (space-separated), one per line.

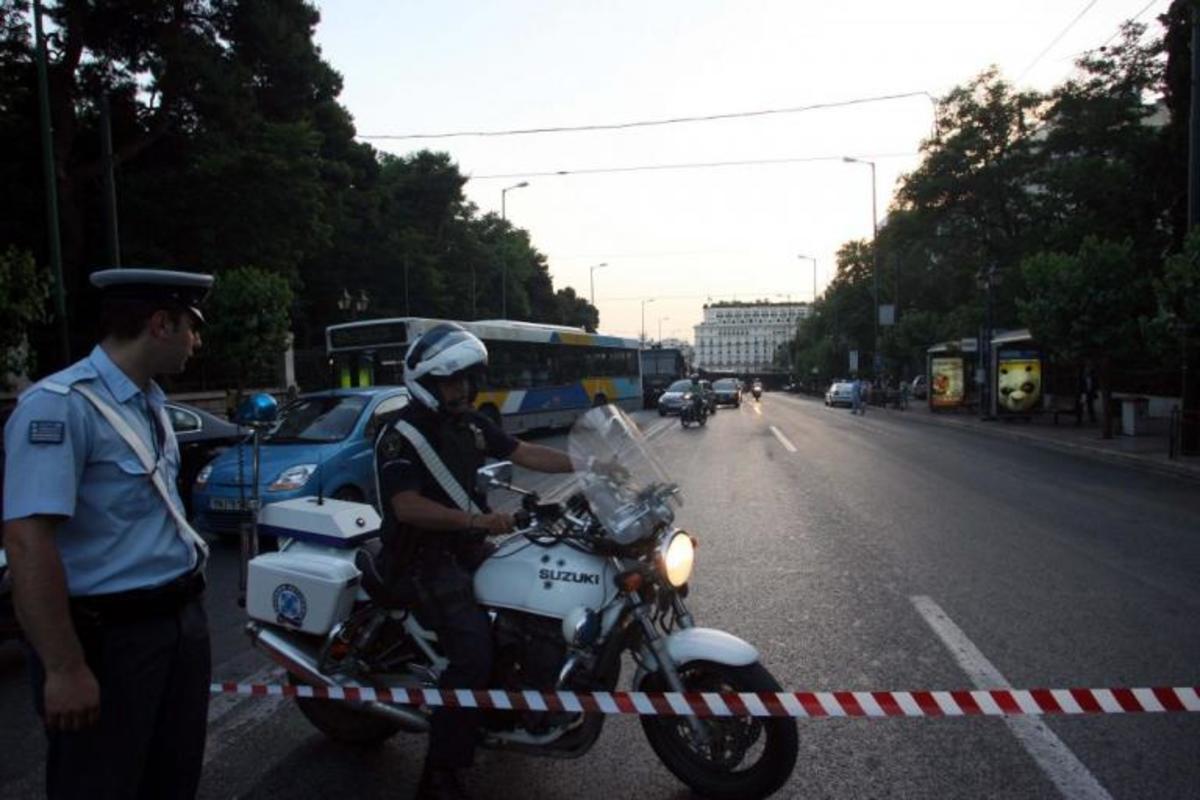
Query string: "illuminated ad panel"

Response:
xmin=930 ymin=357 xmax=965 ymax=408
xmin=996 ymin=351 xmax=1042 ymax=415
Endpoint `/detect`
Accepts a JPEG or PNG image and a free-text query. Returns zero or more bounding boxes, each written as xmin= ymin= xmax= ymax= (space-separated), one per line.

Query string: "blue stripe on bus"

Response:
xmin=513 ymin=380 xmax=641 ymax=413
xmin=517 ymin=384 xmax=591 ymax=412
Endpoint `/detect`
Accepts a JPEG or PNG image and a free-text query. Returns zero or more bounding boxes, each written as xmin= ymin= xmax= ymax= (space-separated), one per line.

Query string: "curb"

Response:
xmin=875 ymin=402 xmax=1200 ymax=484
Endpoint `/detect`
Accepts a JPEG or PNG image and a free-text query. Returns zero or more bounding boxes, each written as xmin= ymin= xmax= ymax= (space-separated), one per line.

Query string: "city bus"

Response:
xmin=639 ymin=346 xmax=687 ymax=408
xmin=325 ymin=317 xmax=642 ymax=433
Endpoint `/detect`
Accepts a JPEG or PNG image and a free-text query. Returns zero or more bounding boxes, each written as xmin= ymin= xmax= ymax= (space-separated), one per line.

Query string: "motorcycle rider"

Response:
xmin=686 ymin=374 xmax=706 ymax=420
xmin=374 ymin=323 xmax=574 ymax=799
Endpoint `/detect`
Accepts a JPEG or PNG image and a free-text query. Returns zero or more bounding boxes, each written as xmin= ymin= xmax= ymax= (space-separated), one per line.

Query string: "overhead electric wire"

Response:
xmin=469 ymin=151 xmax=918 ymax=181
xmin=1017 ymin=0 xmax=1102 ymax=82
xmin=358 ymin=91 xmax=934 ymax=140
xmin=1096 ymin=0 xmax=1166 ymax=49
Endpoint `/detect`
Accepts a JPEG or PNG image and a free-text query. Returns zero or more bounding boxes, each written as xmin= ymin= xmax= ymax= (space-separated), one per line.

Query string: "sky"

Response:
xmin=312 ymin=0 xmax=1171 ymax=342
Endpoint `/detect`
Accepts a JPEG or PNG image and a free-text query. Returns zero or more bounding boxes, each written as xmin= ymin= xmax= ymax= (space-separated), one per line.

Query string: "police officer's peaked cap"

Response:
xmin=90 ymin=268 xmax=214 ymax=323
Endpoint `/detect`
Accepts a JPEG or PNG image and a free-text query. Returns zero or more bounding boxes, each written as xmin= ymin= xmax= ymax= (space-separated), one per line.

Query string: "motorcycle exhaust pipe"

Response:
xmin=246 ymin=622 xmax=430 ymax=733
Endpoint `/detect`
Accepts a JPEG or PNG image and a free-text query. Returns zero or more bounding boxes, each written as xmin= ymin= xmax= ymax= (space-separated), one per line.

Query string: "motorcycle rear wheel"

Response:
xmin=287 ymin=673 xmax=404 ymax=746
xmin=641 ymin=661 xmax=798 ymax=799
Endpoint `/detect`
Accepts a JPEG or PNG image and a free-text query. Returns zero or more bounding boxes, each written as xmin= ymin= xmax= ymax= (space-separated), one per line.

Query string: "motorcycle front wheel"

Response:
xmin=641 ymin=661 xmax=798 ymax=799
xmin=287 ymin=673 xmax=404 ymax=746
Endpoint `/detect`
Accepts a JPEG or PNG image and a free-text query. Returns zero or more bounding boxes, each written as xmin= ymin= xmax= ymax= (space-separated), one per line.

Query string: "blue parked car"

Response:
xmin=192 ymin=387 xmax=409 ymax=537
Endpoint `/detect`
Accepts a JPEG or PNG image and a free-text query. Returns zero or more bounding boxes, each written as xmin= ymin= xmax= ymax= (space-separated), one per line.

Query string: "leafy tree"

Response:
xmin=1155 ymin=230 xmax=1200 ymax=331
xmin=0 ymin=247 xmax=50 ymax=389
xmin=553 ymin=286 xmax=599 ymax=331
xmin=1019 ymin=237 xmax=1155 ymax=436
xmin=1033 ymin=21 xmax=1171 ymax=271
xmin=201 ymin=266 xmax=294 ymax=392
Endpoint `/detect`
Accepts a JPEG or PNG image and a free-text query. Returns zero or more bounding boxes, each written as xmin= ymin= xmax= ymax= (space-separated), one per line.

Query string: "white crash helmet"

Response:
xmin=403 ymin=323 xmax=489 ymax=412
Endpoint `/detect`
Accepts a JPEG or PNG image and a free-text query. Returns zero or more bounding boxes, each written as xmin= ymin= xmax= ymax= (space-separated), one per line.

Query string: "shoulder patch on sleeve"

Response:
xmin=29 ymin=420 xmax=66 ymax=444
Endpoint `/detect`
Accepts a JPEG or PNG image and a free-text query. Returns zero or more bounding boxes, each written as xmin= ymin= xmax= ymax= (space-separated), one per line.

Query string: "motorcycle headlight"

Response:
xmin=657 ymin=530 xmax=695 ymax=588
xmin=195 ymin=464 xmax=213 ymax=486
xmin=269 ymin=463 xmax=317 ymax=491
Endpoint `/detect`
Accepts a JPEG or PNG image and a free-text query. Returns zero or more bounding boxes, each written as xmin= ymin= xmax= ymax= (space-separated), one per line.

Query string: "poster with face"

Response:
xmin=930 ymin=357 xmax=964 ymax=407
xmin=996 ymin=356 xmax=1041 ymax=414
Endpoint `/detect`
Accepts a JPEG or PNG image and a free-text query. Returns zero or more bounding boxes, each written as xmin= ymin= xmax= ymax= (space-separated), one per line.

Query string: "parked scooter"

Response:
xmin=241 ymin=403 xmax=797 ymax=799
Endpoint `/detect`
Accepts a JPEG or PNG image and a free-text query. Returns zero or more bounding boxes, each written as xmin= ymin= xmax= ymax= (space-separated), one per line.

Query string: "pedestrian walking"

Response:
xmin=899 ymin=379 xmax=910 ymax=410
xmin=1079 ymin=362 xmax=1098 ymax=424
xmin=850 ymin=377 xmax=862 ymax=415
xmin=3 ymin=268 xmax=214 ymax=800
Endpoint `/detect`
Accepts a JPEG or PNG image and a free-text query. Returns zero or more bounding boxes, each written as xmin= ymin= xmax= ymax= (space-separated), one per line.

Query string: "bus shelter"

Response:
xmin=926 ymin=338 xmax=978 ymax=412
xmin=989 ymin=329 xmax=1044 ymax=419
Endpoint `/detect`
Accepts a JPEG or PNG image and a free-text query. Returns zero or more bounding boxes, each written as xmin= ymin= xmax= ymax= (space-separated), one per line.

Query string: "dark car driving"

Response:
xmin=712 ymin=378 xmax=742 ymax=407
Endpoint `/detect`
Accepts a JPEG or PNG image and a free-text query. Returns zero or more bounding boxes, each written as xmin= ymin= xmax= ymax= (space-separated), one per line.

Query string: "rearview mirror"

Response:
xmin=476 ymin=461 xmax=514 ymax=494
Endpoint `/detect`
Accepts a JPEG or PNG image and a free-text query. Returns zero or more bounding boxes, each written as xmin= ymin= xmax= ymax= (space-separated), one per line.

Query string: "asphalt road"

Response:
xmin=1 ymin=395 xmax=1198 ymax=798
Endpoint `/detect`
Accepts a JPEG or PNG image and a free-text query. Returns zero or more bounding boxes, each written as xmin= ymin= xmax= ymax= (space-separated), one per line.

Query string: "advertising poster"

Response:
xmin=930 ymin=357 xmax=964 ymax=408
xmin=996 ymin=353 xmax=1042 ymax=415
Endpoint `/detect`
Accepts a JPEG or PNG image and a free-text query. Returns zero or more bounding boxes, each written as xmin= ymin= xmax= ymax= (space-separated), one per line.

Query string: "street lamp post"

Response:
xmin=641 ymin=297 xmax=656 ymax=347
xmin=589 ymin=262 xmax=608 ymax=307
xmin=500 ymin=180 xmax=530 ymax=319
xmin=843 ymin=157 xmax=879 ymax=374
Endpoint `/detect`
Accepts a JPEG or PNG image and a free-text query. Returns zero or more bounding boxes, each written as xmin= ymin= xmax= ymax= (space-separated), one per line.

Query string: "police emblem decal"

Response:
xmin=272 ymin=583 xmax=308 ymax=626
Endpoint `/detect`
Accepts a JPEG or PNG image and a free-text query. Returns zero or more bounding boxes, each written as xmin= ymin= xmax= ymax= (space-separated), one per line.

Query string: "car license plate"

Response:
xmin=210 ymin=497 xmax=249 ymax=512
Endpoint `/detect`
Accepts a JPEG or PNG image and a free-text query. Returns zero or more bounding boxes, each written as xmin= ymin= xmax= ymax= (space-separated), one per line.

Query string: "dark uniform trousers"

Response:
xmin=28 ymin=581 xmax=211 ymax=800
xmin=414 ymin=549 xmax=493 ymax=770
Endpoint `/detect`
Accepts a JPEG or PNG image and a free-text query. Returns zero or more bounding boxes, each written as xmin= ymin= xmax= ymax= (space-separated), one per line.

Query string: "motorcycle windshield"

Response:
xmin=567 ymin=405 xmax=682 ymax=544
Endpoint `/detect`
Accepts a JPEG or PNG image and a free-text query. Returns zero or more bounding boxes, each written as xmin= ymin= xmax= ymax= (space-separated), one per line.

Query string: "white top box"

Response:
xmin=257 ymin=496 xmax=381 ymax=549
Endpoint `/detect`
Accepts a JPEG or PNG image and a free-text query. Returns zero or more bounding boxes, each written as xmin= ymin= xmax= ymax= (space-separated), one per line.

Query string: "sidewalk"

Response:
xmin=864 ymin=396 xmax=1200 ymax=483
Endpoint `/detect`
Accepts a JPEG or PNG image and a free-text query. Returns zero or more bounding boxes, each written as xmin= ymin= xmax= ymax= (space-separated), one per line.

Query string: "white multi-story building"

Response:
xmin=693 ymin=301 xmax=810 ymax=373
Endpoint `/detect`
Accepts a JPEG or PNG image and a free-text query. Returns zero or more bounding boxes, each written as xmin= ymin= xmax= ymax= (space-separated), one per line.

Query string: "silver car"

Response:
xmin=825 ymin=381 xmax=855 ymax=408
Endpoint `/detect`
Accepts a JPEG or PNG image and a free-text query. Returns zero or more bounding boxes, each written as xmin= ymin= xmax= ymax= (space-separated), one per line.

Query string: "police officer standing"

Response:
xmin=374 ymin=324 xmax=574 ymax=800
xmin=3 ymin=268 xmax=214 ymax=799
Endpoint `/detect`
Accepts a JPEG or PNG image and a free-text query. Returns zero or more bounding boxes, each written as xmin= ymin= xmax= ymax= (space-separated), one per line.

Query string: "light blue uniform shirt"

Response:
xmin=3 ymin=345 xmax=195 ymax=595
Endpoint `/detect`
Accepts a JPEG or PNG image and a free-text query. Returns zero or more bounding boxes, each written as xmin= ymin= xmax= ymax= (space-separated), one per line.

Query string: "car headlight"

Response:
xmin=269 ymin=463 xmax=318 ymax=491
xmin=682 ymin=393 xmax=693 ymax=400
xmin=195 ymin=464 xmax=213 ymax=486
xmin=657 ymin=530 xmax=695 ymax=588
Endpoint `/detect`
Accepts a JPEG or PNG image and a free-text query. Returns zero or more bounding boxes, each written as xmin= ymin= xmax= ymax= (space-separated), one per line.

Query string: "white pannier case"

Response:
xmin=246 ymin=496 xmax=381 ymax=635
xmin=247 ymin=552 xmax=360 ymax=635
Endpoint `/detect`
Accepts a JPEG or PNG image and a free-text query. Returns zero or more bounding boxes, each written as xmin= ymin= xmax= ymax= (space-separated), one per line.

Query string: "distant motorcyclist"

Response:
xmin=373 ymin=323 xmax=574 ymax=799
xmin=683 ymin=374 xmax=708 ymax=423
xmin=752 ymin=379 xmax=763 ymax=401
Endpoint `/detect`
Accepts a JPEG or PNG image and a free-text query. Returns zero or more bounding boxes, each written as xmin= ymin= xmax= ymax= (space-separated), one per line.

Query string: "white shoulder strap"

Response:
xmin=391 ymin=420 xmax=482 ymax=515
xmin=70 ymin=383 xmax=209 ymax=568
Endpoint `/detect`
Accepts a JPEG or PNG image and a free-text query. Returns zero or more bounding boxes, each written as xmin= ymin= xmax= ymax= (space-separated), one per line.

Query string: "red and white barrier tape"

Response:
xmin=211 ymin=682 xmax=1200 ymax=718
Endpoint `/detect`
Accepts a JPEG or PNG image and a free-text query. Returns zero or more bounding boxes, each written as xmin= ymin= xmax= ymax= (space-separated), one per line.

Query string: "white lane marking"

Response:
xmin=752 ymin=403 xmax=762 ymax=416
xmin=911 ymin=596 xmax=1113 ymax=800
xmin=769 ymin=425 xmax=797 ymax=453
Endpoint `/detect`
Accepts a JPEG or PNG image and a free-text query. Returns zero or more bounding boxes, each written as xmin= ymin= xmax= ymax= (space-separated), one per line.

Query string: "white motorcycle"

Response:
xmin=243 ymin=404 xmax=798 ymax=798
